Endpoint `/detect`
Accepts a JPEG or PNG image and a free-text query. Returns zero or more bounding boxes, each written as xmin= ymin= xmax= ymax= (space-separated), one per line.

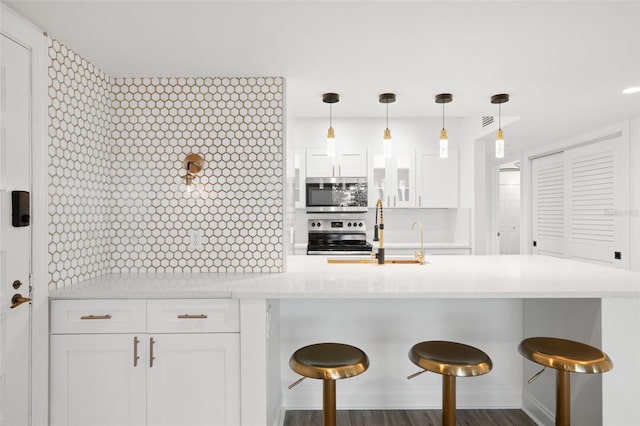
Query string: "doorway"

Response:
xmin=0 ymin=32 xmax=32 ymax=426
xmin=499 ymin=161 xmax=520 ymax=254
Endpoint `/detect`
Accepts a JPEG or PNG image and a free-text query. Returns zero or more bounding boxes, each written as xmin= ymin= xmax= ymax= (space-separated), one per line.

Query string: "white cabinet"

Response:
xmin=306 ymin=148 xmax=367 ymax=177
xmin=50 ymin=299 xmax=240 ymax=426
xmin=369 ymin=151 xmax=416 ymax=208
xmin=50 ymin=334 xmax=147 ymax=426
xmin=146 ymin=333 xmax=240 ymax=426
xmin=416 ymin=148 xmax=458 ymax=208
xmin=291 ymin=148 xmax=305 ymax=209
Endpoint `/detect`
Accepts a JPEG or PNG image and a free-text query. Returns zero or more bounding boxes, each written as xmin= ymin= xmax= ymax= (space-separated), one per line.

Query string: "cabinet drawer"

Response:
xmin=147 ymin=299 xmax=239 ymax=333
xmin=50 ymin=299 xmax=146 ymax=334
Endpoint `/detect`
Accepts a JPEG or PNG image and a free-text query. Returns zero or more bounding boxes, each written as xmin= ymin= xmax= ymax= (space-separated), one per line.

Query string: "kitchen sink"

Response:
xmin=327 ymin=258 xmax=424 ymax=265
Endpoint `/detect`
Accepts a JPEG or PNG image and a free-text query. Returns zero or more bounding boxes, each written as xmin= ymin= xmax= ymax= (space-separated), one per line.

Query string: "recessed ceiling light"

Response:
xmin=622 ymin=86 xmax=640 ymax=94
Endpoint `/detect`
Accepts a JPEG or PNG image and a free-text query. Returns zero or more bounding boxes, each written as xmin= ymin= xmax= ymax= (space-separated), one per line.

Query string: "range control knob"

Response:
xmin=358 ymin=222 xmax=363 ymax=227
xmin=347 ymin=222 xmax=352 ymax=227
xmin=311 ymin=222 xmax=316 ymax=227
xmin=316 ymin=222 xmax=321 ymax=227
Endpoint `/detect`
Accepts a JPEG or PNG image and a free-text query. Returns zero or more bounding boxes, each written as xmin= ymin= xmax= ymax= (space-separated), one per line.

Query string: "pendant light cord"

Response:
xmin=386 ymin=103 xmax=389 ymax=129
xmin=442 ymin=101 xmax=445 ymax=130
xmin=329 ymin=103 xmax=333 ymax=128
xmin=498 ymin=102 xmax=501 ymax=130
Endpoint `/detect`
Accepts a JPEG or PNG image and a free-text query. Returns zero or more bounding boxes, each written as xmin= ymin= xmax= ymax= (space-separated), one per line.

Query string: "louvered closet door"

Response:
xmin=532 ymin=152 xmax=565 ymax=257
xmin=565 ymin=136 xmax=627 ymax=267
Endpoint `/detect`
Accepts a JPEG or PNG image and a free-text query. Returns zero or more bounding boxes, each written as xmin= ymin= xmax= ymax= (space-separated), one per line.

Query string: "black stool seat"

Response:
xmin=518 ymin=337 xmax=612 ymax=374
xmin=290 ymin=342 xmax=369 ymax=380
xmin=409 ymin=340 xmax=493 ymax=377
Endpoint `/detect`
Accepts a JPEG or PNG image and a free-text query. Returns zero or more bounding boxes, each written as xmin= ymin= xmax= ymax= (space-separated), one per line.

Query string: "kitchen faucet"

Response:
xmin=374 ymin=198 xmax=385 ymax=264
xmin=412 ymin=221 xmax=425 ymax=265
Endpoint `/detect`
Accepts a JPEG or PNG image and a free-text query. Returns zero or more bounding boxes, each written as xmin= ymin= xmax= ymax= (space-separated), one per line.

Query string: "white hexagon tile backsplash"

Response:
xmin=48 ymin=38 xmax=284 ymax=288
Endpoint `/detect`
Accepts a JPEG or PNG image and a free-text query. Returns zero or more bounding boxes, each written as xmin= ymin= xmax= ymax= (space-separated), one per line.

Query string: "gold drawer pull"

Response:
xmin=177 ymin=314 xmax=208 ymax=319
xmin=80 ymin=314 xmax=112 ymax=320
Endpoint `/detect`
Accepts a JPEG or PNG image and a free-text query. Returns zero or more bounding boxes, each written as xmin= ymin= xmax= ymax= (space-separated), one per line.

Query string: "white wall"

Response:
xmin=629 ymin=117 xmax=640 ymax=271
xmin=290 ymin=116 xmax=461 ymax=153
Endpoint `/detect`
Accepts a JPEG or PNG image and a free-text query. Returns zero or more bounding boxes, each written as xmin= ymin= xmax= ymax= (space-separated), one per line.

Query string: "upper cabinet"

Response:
xmin=369 ymin=151 xmax=416 ymax=208
xmin=416 ymin=148 xmax=458 ymax=208
xmin=306 ymin=148 xmax=367 ymax=178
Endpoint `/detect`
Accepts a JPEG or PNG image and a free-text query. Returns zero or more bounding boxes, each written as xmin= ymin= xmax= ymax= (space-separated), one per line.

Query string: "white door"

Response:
xmin=50 ymin=334 xmax=147 ymax=426
xmin=565 ymin=136 xmax=628 ymax=268
xmin=0 ymin=33 xmax=32 ymax=426
xmin=146 ymin=333 xmax=240 ymax=426
xmin=532 ymin=152 xmax=565 ymax=257
xmin=499 ymin=169 xmax=520 ymax=254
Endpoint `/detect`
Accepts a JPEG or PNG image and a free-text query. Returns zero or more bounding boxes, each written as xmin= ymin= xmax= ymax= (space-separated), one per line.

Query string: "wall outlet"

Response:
xmin=189 ymin=230 xmax=203 ymax=250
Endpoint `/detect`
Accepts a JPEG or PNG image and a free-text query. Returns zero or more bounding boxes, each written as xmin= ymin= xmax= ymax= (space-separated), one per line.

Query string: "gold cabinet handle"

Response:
xmin=177 ymin=314 xmax=208 ymax=319
xmin=394 ymin=196 xmax=397 ymax=207
xmin=339 ymin=164 xmax=342 ymax=176
xmin=332 ymin=165 xmax=335 ymax=177
xmin=387 ymin=196 xmax=390 ymax=207
xmin=419 ymin=195 xmax=422 ymax=207
xmin=149 ymin=337 xmax=156 ymax=368
xmin=10 ymin=294 xmax=31 ymax=309
xmin=133 ymin=336 xmax=140 ymax=367
xmin=80 ymin=314 xmax=112 ymax=320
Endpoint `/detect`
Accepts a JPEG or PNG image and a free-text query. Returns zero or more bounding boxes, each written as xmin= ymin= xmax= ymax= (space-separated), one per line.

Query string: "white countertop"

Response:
xmin=48 ymin=255 xmax=640 ymax=300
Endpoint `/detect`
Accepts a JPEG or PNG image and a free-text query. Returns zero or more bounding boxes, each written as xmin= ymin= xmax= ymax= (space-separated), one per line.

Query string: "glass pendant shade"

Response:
xmin=495 ymin=129 xmax=505 ymax=158
xmin=439 ymin=129 xmax=448 ymax=158
xmin=326 ymin=126 xmax=336 ymax=157
xmin=383 ymin=128 xmax=392 ymax=157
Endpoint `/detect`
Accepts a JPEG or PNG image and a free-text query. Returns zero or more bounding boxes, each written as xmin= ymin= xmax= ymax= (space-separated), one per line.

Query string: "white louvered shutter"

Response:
xmin=532 ymin=152 xmax=565 ymax=257
xmin=565 ymin=136 xmax=627 ymax=267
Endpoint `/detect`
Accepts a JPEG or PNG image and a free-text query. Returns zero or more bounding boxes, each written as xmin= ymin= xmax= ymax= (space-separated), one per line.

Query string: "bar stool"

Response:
xmin=288 ymin=342 xmax=369 ymax=426
xmin=407 ymin=340 xmax=493 ymax=426
xmin=518 ymin=337 xmax=613 ymax=426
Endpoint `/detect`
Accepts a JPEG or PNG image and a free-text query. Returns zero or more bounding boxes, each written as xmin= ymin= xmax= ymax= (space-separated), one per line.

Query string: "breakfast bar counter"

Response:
xmin=49 ymin=255 xmax=640 ymax=426
xmin=49 ymin=255 xmax=640 ymax=300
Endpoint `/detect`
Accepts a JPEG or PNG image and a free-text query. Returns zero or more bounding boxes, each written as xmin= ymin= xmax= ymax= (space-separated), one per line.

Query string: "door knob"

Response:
xmin=10 ymin=294 xmax=31 ymax=309
xmin=13 ymin=280 xmax=22 ymax=289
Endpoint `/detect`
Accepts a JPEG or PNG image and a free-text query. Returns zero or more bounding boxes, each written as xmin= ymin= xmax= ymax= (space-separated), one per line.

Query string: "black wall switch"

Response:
xmin=11 ymin=191 xmax=30 ymax=227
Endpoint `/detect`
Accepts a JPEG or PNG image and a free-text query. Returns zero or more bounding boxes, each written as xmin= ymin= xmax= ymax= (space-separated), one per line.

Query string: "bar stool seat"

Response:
xmin=289 ymin=343 xmax=369 ymax=426
xmin=519 ymin=337 xmax=613 ymax=426
xmin=408 ymin=341 xmax=492 ymax=426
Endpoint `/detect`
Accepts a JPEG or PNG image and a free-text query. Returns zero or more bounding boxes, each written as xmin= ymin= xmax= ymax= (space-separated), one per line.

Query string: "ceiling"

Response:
xmin=5 ymin=0 xmax=640 ymax=159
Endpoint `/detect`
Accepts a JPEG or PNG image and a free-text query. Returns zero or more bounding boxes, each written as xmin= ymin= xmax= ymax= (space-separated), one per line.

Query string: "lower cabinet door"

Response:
xmin=50 ymin=334 xmax=147 ymax=426
xmin=146 ymin=333 xmax=240 ymax=426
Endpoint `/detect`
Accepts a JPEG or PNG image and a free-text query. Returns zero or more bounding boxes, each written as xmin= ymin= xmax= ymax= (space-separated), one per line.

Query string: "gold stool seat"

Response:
xmin=408 ymin=341 xmax=493 ymax=426
xmin=518 ymin=337 xmax=613 ymax=426
xmin=289 ymin=343 xmax=369 ymax=426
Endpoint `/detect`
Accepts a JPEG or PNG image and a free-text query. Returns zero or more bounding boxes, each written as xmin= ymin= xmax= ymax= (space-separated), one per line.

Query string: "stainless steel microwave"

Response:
xmin=305 ymin=177 xmax=368 ymax=213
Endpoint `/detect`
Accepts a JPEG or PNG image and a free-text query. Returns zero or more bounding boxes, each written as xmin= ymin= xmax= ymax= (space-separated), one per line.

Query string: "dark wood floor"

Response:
xmin=284 ymin=409 xmax=538 ymax=425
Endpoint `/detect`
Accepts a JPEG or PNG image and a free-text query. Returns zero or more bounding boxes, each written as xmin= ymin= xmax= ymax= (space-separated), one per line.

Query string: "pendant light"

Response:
xmin=323 ymin=93 xmax=339 ymax=156
xmin=491 ymin=93 xmax=509 ymax=158
xmin=379 ymin=93 xmax=396 ymax=157
xmin=435 ymin=93 xmax=452 ymax=158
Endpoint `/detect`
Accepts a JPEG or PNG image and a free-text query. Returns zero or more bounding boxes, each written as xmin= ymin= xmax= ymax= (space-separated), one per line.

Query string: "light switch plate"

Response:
xmin=189 ymin=229 xmax=203 ymax=250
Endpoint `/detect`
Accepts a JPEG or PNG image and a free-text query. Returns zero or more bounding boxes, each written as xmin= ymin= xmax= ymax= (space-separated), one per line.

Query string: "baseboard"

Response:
xmin=284 ymin=385 xmax=521 ymax=410
xmin=522 ymin=390 xmax=554 ymax=426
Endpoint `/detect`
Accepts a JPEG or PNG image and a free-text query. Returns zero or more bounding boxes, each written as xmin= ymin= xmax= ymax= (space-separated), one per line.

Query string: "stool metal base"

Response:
xmin=519 ymin=337 xmax=613 ymax=426
xmin=289 ymin=343 xmax=369 ymax=426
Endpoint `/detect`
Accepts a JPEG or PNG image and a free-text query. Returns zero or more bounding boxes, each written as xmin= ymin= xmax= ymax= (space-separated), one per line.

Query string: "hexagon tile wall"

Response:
xmin=48 ymin=38 xmax=284 ymax=288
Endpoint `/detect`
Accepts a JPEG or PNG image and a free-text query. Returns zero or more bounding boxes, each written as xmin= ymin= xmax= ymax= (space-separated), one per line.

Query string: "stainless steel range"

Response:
xmin=307 ymin=218 xmax=373 ymax=255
